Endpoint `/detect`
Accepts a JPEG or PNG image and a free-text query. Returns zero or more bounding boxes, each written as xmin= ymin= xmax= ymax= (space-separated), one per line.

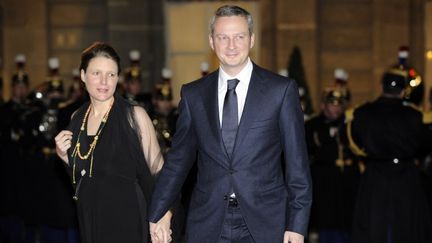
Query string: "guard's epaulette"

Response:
xmin=304 ymin=113 xmax=319 ymax=122
xmin=345 ymin=108 xmax=354 ymax=122
xmin=402 ymin=101 xmax=432 ymax=124
xmin=344 ymin=105 xmax=367 ymax=156
xmin=423 ymin=110 xmax=432 ymax=124
xmin=403 ymin=101 xmax=422 ymax=112
xmin=344 ymin=105 xmax=360 ymax=123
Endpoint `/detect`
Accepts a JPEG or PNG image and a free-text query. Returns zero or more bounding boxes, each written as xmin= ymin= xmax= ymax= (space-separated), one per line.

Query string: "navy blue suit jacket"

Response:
xmin=148 ymin=64 xmax=312 ymax=243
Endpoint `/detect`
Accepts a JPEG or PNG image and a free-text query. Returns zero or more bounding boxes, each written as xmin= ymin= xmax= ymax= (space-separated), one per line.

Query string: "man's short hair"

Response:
xmin=209 ymin=5 xmax=253 ymax=36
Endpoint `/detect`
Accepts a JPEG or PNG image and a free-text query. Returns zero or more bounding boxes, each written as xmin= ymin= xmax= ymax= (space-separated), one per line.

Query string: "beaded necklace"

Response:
xmin=71 ymin=99 xmax=114 ymax=185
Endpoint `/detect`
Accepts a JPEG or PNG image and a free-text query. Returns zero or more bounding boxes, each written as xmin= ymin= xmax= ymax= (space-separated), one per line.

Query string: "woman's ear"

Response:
xmin=80 ymin=69 xmax=86 ymax=83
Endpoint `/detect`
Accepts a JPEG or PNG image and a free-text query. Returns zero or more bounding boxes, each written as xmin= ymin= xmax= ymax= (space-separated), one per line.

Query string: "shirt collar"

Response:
xmin=218 ymin=58 xmax=253 ymax=91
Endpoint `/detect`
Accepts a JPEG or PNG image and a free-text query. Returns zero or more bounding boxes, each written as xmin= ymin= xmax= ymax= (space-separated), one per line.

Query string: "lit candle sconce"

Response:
xmin=426 ymin=50 xmax=432 ymax=60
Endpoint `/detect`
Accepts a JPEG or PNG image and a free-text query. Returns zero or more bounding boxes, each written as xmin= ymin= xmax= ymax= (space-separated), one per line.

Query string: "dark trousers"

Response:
xmin=0 ymin=216 xmax=24 ymax=243
xmin=318 ymin=230 xmax=350 ymax=243
xmin=219 ymin=206 xmax=255 ymax=243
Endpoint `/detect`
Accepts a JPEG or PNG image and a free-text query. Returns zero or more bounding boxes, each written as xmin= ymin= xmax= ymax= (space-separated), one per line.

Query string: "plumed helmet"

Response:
xmin=322 ymin=87 xmax=348 ymax=105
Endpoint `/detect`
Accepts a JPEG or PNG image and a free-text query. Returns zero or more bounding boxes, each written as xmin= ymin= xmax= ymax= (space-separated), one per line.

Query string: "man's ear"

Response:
xmin=209 ymin=34 xmax=215 ymax=51
xmin=250 ymin=33 xmax=255 ymax=49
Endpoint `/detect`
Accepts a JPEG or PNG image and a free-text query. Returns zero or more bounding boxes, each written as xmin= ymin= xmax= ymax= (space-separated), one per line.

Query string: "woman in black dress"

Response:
xmin=55 ymin=42 xmax=172 ymax=243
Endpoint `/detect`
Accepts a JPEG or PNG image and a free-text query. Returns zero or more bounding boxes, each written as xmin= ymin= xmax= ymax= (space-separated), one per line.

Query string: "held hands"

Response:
xmin=54 ymin=130 xmax=73 ymax=164
xmin=150 ymin=211 xmax=172 ymax=243
xmin=283 ymin=231 xmax=304 ymax=243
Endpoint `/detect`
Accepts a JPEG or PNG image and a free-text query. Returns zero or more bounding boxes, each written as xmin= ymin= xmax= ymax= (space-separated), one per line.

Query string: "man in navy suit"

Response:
xmin=149 ymin=5 xmax=312 ymax=243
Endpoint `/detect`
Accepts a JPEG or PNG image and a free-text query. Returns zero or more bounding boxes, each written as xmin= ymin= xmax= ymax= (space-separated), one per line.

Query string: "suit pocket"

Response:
xmin=259 ymin=183 xmax=287 ymax=204
xmin=191 ymin=186 xmax=209 ymax=207
xmin=249 ymin=118 xmax=278 ymax=133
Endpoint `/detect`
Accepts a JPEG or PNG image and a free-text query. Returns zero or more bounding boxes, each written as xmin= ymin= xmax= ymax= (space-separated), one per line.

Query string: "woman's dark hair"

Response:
xmin=79 ymin=42 xmax=121 ymax=74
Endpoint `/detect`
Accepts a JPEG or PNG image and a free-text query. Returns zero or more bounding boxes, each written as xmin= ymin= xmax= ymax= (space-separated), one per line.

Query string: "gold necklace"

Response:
xmin=71 ymin=99 xmax=114 ymax=184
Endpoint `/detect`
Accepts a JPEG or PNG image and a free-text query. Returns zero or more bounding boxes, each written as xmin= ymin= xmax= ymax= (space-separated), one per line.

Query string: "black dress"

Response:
xmin=67 ymin=96 xmax=155 ymax=243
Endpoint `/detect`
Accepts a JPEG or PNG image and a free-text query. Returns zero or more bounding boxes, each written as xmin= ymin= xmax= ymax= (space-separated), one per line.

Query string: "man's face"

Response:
xmin=126 ymin=79 xmax=141 ymax=95
xmin=209 ymin=16 xmax=255 ymax=76
xmin=12 ymin=83 xmax=28 ymax=101
xmin=322 ymin=102 xmax=344 ymax=121
xmin=155 ymin=99 xmax=172 ymax=116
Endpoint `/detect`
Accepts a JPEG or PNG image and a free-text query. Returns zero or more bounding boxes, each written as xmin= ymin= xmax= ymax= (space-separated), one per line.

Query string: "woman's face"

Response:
xmin=81 ymin=56 xmax=118 ymax=102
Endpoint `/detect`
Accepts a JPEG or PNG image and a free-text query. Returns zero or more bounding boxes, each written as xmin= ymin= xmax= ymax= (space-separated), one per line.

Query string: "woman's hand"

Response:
xmin=54 ymin=130 xmax=73 ymax=165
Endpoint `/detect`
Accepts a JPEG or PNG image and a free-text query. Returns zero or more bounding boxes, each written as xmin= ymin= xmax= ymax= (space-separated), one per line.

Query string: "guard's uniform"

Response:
xmin=123 ymin=50 xmax=153 ymax=112
xmin=305 ymin=89 xmax=359 ymax=243
xmin=347 ymin=70 xmax=432 ymax=243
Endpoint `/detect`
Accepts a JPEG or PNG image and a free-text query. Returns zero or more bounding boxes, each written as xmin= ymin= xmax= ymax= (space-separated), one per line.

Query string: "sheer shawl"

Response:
xmin=113 ymin=95 xmax=164 ymax=201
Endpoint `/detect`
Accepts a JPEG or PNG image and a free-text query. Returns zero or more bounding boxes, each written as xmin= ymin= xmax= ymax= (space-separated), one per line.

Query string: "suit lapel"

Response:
xmin=232 ymin=67 xmax=267 ymax=160
xmin=201 ymin=72 xmax=220 ymax=137
xmin=200 ymin=70 xmax=231 ymax=161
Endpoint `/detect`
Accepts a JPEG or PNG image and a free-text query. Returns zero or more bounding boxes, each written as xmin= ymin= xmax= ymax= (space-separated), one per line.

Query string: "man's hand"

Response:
xmin=149 ymin=211 xmax=172 ymax=243
xmin=283 ymin=231 xmax=304 ymax=243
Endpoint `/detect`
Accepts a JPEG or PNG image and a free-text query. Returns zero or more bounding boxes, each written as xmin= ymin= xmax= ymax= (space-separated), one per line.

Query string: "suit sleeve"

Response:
xmin=147 ymin=86 xmax=198 ymax=222
xmin=279 ymin=80 xmax=312 ymax=235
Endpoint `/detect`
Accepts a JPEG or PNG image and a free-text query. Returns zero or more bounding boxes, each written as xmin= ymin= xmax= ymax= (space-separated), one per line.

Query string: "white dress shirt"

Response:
xmin=218 ymin=58 xmax=253 ymax=126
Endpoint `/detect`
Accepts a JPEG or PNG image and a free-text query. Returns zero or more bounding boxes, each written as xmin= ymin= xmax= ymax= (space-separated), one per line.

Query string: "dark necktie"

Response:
xmin=222 ymin=78 xmax=239 ymax=157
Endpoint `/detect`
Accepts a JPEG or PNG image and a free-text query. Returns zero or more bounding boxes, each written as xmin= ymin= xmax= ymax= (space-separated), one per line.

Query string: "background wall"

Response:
xmin=165 ymin=1 xmax=260 ymax=103
xmin=270 ymin=0 xmax=428 ymax=108
xmin=0 ymin=0 xmax=430 ymax=110
xmin=0 ymin=0 xmax=166 ymax=100
xmin=1 ymin=0 xmax=48 ymax=97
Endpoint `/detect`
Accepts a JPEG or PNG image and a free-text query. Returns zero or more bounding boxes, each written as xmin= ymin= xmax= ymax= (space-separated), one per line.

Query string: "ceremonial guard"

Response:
xmin=0 ymin=55 xmax=32 ymax=242
xmin=123 ymin=49 xmax=152 ymax=111
xmin=347 ymin=68 xmax=432 ymax=243
xmin=57 ymin=68 xmax=88 ymax=131
xmin=421 ymin=88 xmax=432 ymax=224
xmin=30 ymin=57 xmax=80 ymax=243
xmin=0 ymin=78 xmax=3 ymax=106
xmin=0 ymin=80 xmax=3 ymax=106
xmin=149 ymin=68 xmax=184 ymax=242
xmin=333 ymin=68 xmax=351 ymax=104
xmin=0 ymin=59 xmax=4 ymax=105
xmin=38 ymin=57 xmax=66 ymax=143
xmin=150 ymin=68 xmax=178 ymax=155
xmin=392 ymin=46 xmax=424 ymax=106
xmin=305 ymin=88 xmax=359 ymax=243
